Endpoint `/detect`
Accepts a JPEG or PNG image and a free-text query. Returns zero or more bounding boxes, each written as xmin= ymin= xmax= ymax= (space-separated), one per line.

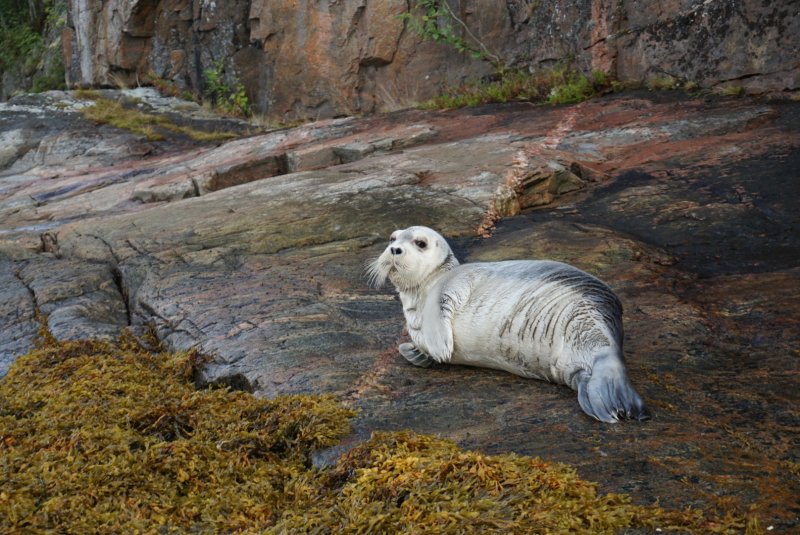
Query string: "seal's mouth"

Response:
xmin=386 ymin=259 xmax=404 ymax=284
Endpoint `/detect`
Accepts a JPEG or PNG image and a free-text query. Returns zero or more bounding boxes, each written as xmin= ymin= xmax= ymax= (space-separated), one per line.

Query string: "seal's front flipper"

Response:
xmin=399 ymin=343 xmax=435 ymax=368
xmin=573 ymin=352 xmax=650 ymax=423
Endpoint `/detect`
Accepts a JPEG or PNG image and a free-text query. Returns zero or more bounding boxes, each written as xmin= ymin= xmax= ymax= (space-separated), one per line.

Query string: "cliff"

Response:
xmin=59 ymin=0 xmax=800 ymax=119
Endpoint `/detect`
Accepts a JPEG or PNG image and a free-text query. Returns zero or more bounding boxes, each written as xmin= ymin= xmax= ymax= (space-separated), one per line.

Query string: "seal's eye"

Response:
xmin=414 ymin=239 xmax=427 ymax=249
xmin=389 ymin=236 xmax=396 ymax=243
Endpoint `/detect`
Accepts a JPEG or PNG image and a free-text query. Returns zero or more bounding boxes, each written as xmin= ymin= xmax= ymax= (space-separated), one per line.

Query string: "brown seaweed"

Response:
xmin=0 ymin=336 xmax=750 ymax=533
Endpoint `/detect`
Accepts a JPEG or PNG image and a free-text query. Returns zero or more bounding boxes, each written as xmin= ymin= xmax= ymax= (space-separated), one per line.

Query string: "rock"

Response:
xmin=17 ymin=256 xmax=129 ymax=342
xmin=130 ymin=121 xmax=438 ymax=200
xmin=333 ymin=142 xmax=374 ymax=164
xmin=0 ymin=259 xmax=38 ymax=378
xmin=506 ymin=156 xmax=587 ymax=212
xmin=332 ymin=125 xmax=437 ymax=164
xmin=59 ymin=1 xmax=798 ymax=119
xmin=0 ymin=129 xmax=36 ymax=170
xmin=614 ymin=1 xmax=800 ymax=93
xmin=285 ymin=146 xmax=340 ymax=173
xmin=1 ymin=90 xmax=799 ymax=528
xmin=0 ymin=246 xmax=127 ymax=379
xmin=384 ymin=124 xmax=438 ymax=149
xmin=0 ymin=89 xmax=253 ymax=235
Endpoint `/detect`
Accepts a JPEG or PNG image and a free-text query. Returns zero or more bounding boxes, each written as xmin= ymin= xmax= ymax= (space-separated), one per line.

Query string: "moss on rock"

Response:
xmin=80 ymin=97 xmax=240 ymax=142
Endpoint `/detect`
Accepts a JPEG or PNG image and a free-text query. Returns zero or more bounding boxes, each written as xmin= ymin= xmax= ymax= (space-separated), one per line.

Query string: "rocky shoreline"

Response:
xmin=1 ymin=88 xmax=799 ymax=528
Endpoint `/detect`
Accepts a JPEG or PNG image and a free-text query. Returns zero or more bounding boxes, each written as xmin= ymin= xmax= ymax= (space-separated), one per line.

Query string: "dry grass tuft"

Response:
xmin=80 ymin=97 xmax=240 ymax=142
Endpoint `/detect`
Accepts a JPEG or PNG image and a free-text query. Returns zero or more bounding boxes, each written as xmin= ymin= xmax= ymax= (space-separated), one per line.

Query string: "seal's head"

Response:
xmin=367 ymin=226 xmax=459 ymax=291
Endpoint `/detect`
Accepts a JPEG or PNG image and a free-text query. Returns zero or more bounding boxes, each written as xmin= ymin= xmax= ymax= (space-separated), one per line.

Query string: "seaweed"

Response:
xmin=275 ymin=431 xmax=745 ymax=534
xmin=0 ymin=336 xmax=748 ymax=533
xmin=0 ymin=337 xmax=354 ymax=533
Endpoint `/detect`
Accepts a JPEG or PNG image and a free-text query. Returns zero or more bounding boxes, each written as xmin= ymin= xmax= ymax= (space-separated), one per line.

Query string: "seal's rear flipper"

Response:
xmin=573 ymin=353 xmax=650 ymax=423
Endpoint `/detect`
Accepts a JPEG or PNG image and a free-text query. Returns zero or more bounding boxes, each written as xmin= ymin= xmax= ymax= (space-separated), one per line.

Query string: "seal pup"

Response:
xmin=367 ymin=225 xmax=649 ymax=423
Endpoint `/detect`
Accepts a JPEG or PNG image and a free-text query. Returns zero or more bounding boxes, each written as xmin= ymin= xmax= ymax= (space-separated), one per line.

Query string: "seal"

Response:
xmin=367 ymin=225 xmax=649 ymax=423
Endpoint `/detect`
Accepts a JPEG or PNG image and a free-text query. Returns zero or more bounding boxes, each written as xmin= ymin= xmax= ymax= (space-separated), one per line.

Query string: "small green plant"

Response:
xmin=607 ymin=79 xmax=650 ymax=94
xmin=399 ymin=0 xmax=505 ymax=75
xmin=591 ymin=70 xmax=609 ymax=87
xmin=420 ymin=67 xmax=613 ymax=110
xmin=73 ymin=88 xmax=101 ymax=100
xmin=645 ymin=75 xmax=704 ymax=93
xmin=547 ymin=69 xmax=600 ymax=105
xmin=646 ymin=76 xmax=680 ymax=91
xmin=0 ymin=0 xmax=67 ymax=93
xmin=717 ymin=85 xmax=745 ymax=97
xmin=203 ymin=59 xmax=251 ymax=117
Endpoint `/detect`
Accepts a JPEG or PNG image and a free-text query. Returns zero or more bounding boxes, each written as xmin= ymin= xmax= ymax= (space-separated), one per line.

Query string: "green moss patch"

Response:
xmin=420 ymin=68 xmax=617 ymax=110
xmin=80 ymin=97 xmax=240 ymax=142
xmin=1 ymin=336 xmax=747 ymax=533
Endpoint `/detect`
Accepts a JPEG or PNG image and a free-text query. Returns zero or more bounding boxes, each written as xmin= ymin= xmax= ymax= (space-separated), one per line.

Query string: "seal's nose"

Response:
xmin=390 ymin=246 xmax=403 ymax=256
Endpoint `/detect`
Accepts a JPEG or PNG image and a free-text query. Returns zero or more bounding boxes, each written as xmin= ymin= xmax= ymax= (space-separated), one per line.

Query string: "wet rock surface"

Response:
xmin=1 ymin=89 xmax=799 ymax=528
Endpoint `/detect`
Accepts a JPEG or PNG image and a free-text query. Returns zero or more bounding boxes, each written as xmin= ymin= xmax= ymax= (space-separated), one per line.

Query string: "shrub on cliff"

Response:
xmin=0 ymin=2 xmax=42 ymax=66
xmin=0 ymin=0 xmax=66 ymax=97
xmin=401 ymin=1 xmax=616 ymax=110
xmin=203 ymin=59 xmax=251 ymax=118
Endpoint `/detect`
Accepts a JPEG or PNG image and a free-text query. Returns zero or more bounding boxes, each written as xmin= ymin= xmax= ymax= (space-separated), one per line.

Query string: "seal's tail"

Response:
xmin=573 ymin=352 xmax=650 ymax=423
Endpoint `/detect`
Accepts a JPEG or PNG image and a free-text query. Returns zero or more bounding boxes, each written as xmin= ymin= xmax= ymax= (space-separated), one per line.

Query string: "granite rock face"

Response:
xmin=61 ymin=0 xmax=799 ymax=118
xmin=1 ymin=89 xmax=799 ymax=528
